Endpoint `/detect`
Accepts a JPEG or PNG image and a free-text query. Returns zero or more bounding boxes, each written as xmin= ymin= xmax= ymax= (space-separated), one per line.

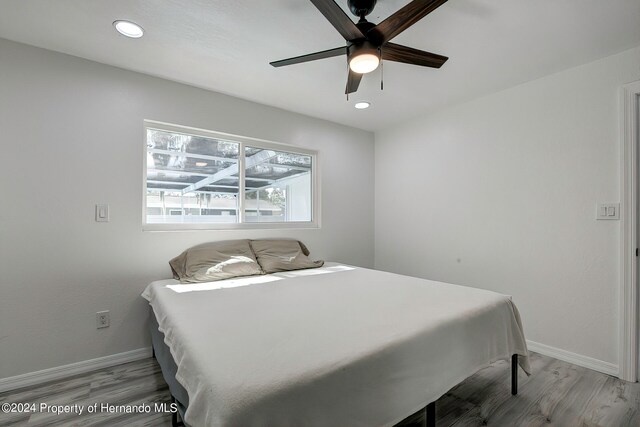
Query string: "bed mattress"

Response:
xmin=142 ymin=263 xmax=530 ymax=427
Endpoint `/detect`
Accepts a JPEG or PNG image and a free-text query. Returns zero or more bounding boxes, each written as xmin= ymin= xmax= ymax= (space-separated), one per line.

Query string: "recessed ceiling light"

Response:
xmin=355 ymin=101 xmax=371 ymax=110
xmin=113 ymin=20 xmax=144 ymax=38
xmin=195 ymin=162 xmax=208 ymax=167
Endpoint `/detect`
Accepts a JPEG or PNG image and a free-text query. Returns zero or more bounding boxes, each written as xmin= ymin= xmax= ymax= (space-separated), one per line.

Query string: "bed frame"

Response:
xmin=150 ymin=311 xmax=520 ymax=427
xmin=150 ymin=314 xmax=189 ymax=427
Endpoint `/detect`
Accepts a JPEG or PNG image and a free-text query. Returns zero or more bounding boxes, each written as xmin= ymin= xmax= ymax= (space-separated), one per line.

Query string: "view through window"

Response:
xmin=145 ymin=123 xmax=315 ymax=228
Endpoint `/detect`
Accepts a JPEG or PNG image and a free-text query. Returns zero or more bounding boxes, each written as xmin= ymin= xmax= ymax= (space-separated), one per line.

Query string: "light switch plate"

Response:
xmin=95 ymin=204 xmax=109 ymax=222
xmin=596 ymin=202 xmax=619 ymax=220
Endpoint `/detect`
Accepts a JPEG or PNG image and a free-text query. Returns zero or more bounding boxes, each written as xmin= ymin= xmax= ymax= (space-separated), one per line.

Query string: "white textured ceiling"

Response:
xmin=1 ymin=0 xmax=639 ymax=131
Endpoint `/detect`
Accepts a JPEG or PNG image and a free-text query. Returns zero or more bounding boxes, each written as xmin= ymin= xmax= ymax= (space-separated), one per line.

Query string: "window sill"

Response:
xmin=142 ymin=221 xmax=320 ymax=232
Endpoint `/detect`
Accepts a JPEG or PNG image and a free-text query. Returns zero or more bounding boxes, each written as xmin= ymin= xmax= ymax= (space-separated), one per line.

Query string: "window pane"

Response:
xmin=244 ymin=147 xmax=312 ymax=223
xmin=146 ymin=128 xmax=239 ymax=224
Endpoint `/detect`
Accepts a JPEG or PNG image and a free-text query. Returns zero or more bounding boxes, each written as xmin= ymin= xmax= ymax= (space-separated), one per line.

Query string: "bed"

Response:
xmin=142 ymin=262 xmax=530 ymax=427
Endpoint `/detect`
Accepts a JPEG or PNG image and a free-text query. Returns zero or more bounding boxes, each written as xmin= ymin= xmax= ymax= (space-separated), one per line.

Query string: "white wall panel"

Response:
xmin=375 ymin=46 xmax=640 ymax=366
xmin=0 ymin=39 xmax=374 ymax=379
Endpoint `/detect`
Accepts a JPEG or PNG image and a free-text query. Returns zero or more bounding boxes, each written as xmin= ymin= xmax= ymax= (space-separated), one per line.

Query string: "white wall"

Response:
xmin=375 ymin=46 xmax=640 ymax=366
xmin=0 ymin=39 xmax=374 ymax=379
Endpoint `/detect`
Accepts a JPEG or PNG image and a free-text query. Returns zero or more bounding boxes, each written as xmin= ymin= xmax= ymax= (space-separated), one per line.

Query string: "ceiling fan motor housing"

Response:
xmin=348 ymin=0 xmax=377 ymax=18
xmin=348 ymin=40 xmax=379 ymax=59
xmin=355 ymin=20 xmax=377 ymax=42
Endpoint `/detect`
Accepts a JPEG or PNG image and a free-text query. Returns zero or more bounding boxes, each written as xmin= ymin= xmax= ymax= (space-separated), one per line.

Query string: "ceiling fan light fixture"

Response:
xmin=349 ymin=53 xmax=380 ymax=74
xmin=113 ymin=20 xmax=144 ymax=38
xmin=348 ymin=41 xmax=380 ymax=74
xmin=354 ymin=101 xmax=371 ymax=109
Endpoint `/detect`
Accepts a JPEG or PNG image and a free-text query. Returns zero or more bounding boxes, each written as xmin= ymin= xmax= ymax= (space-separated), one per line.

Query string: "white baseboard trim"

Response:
xmin=527 ymin=340 xmax=618 ymax=377
xmin=0 ymin=347 xmax=152 ymax=394
xmin=0 ymin=342 xmax=619 ymax=393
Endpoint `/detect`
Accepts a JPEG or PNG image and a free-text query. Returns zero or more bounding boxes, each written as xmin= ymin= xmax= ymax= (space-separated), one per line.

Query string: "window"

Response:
xmin=144 ymin=121 xmax=317 ymax=230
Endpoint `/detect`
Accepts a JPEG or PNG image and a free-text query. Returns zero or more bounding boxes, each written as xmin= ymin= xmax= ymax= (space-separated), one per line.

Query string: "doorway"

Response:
xmin=620 ymin=80 xmax=640 ymax=382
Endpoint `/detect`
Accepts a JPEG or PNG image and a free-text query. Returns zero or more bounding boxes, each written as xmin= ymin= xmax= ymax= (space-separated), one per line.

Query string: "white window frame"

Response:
xmin=142 ymin=120 xmax=320 ymax=231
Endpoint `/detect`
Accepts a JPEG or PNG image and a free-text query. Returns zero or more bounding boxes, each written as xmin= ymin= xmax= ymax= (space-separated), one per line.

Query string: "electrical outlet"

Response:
xmin=96 ymin=311 xmax=110 ymax=329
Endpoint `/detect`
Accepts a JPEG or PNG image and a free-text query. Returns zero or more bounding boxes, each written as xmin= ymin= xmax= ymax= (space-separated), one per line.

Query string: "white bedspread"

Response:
xmin=142 ymin=263 xmax=530 ymax=427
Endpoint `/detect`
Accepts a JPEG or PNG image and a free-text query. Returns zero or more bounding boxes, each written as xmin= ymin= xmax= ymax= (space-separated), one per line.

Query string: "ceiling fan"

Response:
xmin=270 ymin=0 xmax=449 ymax=95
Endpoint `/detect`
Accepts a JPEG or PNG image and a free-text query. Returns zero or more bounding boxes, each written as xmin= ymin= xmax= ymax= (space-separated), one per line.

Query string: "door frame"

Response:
xmin=620 ymin=80 xmax=640 ymax=382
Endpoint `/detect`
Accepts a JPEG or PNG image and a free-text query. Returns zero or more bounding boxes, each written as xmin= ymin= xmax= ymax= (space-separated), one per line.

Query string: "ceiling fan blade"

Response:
xmin=382 ymin=43 xmax=448 ymax=68
xmin=310 ymin=0 xmax=364 ymax=41
xmin=345 ymin=69 xmax=363 ymax=94
xmin=270 ymin=46 xmax=346 ymax=67
xmin=369 ymin=0 xmax=449 ymax=44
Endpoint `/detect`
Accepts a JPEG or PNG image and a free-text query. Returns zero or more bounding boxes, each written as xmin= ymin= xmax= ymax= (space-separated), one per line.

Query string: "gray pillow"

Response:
xmin=250 ymin=239 xmax=324 ymax=274
xmin=169 ymin=239 xmax=262 ymax=283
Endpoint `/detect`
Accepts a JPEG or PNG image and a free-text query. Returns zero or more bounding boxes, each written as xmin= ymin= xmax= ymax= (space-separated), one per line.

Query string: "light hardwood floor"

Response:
xmin=1 ymin=352 xmax=638 ymax=426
